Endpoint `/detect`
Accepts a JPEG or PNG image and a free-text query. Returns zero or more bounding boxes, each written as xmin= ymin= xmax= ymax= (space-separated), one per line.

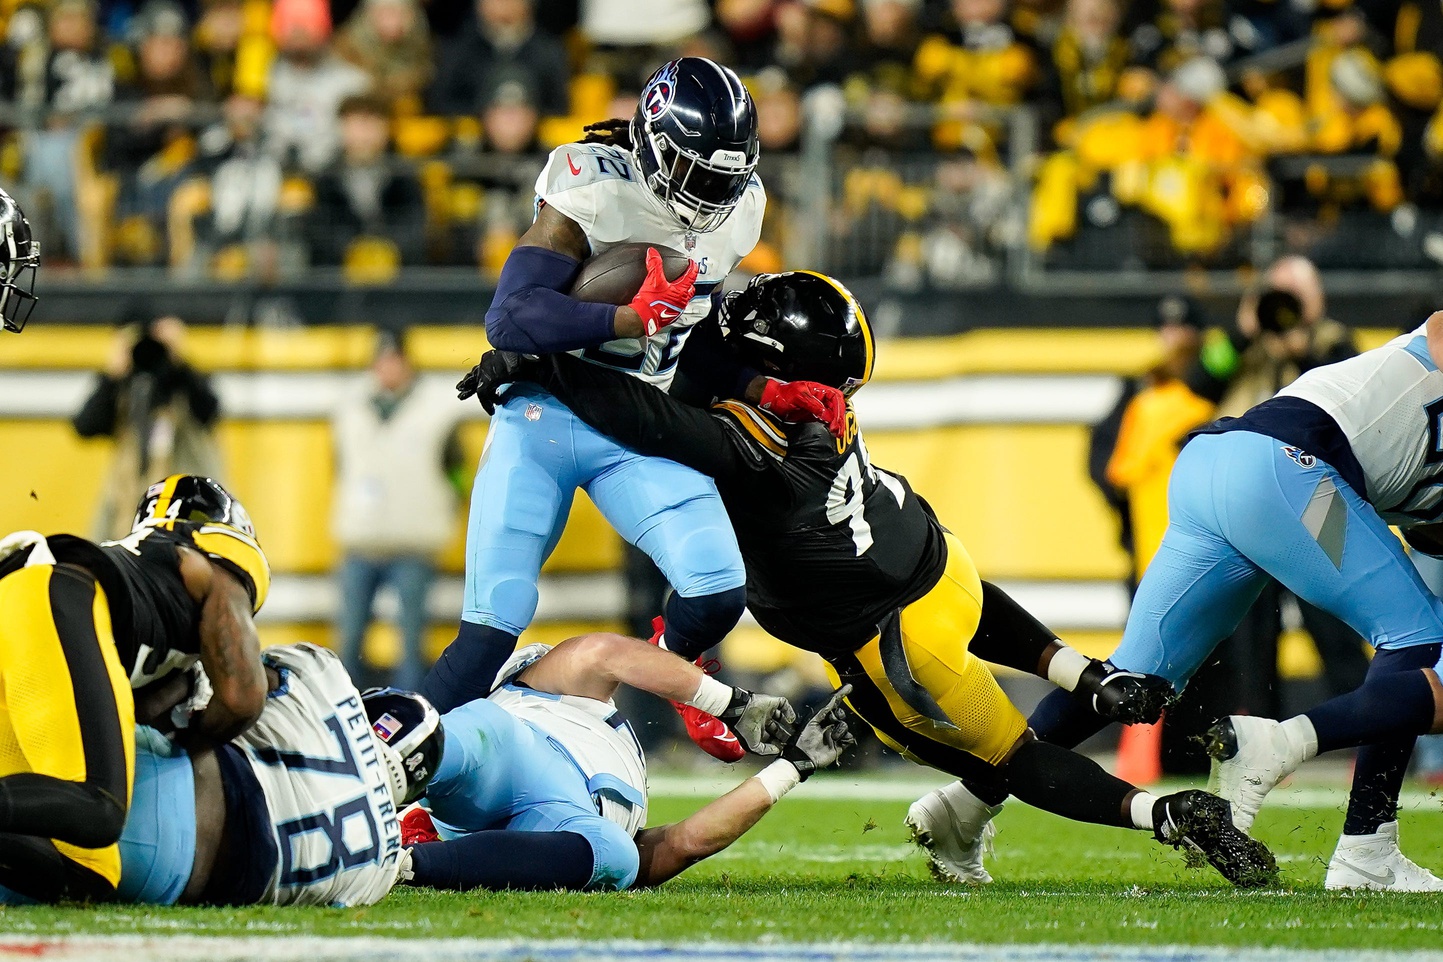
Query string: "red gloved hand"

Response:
xmin=628 ymin=248 xmax=700 ymax=337
xmin=759 ymin=379 xmax=848 ymax=438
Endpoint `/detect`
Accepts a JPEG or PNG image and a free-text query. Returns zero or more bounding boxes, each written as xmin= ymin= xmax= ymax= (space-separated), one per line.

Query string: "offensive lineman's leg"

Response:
xmin=424 ymin=390 xmax=579 ymax=712
xmin=586 ymin=448 xmax=746 ymax=661
xmin=1200 ymin=433 xmax=1443 ymax=835
xmin=0 ymin=564 xmax=136 ymax=899
xmin=1029 ymin=433 xmax=1271 ymax=747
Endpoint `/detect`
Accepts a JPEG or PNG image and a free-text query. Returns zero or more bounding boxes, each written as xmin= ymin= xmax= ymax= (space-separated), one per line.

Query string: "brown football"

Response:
xmin=568 ymin=242 xmax=692 ymax=306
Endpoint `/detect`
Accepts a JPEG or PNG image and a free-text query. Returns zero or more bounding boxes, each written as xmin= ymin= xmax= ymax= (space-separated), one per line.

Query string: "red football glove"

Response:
xmin=759 ymin=379 xmax=847 ymax=438
xmin=629 ymin=247 xmax=699 ymax=337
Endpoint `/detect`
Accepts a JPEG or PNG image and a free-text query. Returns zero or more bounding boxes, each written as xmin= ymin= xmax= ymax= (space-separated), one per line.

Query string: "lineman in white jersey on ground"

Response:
xmin=398 ymin=631 xmax=855 ymax=891
xmin=933 ymin=312 xmax=1443 ymax=892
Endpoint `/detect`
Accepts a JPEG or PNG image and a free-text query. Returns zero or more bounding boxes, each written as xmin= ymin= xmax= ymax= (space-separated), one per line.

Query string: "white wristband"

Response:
xmin=754 ymin=759 xmax=802 ymax=804
xmin=685 ymin=674 xmax=733 ymax=717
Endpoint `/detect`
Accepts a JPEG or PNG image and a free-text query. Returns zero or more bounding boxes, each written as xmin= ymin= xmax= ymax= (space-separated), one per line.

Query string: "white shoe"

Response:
xmin=1326 ymin=822 xmax=1443 ymax=892
xmin=1206 ymin=715 xmax=1311 ymax=833
xmin=905 ymin=781 xmax=1002 ymax=884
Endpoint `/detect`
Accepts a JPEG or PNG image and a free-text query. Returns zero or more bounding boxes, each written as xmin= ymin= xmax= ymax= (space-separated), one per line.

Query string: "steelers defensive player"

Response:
xmin=0 ymin=474 xmax=270 ymax=902
xmin=461 ymin=272 xmax=1277 ymax=887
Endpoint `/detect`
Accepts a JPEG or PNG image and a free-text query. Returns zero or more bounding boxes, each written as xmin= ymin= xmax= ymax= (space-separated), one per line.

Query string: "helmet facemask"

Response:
xmin=634 ymin=120 xmax=756 ymax=233
xmin=0 ymin=216 xmax=39 ymax=334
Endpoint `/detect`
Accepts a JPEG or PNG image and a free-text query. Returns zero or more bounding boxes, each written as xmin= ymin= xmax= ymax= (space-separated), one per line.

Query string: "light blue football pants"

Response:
xmin=462 ymin=384 xmax=745 ymax=635
xmin=1111 ymin=430 xmax=1443 ymax=687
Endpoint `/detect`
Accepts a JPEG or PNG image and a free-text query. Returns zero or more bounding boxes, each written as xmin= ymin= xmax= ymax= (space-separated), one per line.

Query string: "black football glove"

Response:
xmin=456 ymin=350 xmax=534 ymax=414
xmin=718 ymin=688 xmax=796 ymax=757
xmin=781 ymin=685 xmax=856 ymax=780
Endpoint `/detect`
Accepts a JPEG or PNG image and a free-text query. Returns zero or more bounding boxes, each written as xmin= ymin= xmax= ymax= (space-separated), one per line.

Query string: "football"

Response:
xmin=568 ymin=242 xmax=692 ymax=305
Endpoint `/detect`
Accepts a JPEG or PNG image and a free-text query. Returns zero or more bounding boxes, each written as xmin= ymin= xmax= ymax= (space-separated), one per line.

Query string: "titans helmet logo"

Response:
xmin=643 ymin=62 xmax=679 ymax=118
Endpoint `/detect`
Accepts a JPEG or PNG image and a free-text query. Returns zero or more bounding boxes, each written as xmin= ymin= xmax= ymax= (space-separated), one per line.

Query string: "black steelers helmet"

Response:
xmin=0 ymin=188 xmax=39 ymax=333
xmin=631 ymin=57 xmax=759 ymax=233
xmin=132 ymin=474 xmax=257 ymax=539
xmin=722 ymin=271 xmax=875 ymax=397
xmin=363 ymin=688 xmax=445 ymax=806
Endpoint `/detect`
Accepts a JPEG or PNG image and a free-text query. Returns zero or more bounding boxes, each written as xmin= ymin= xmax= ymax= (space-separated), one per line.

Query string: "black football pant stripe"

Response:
xmin=0 ymin=832 xmax=117 ymax=902
xmin=830 ymin=653 xmax=1004 ymax=788
xmin=0 ymin=566 xmax=128 ymax=849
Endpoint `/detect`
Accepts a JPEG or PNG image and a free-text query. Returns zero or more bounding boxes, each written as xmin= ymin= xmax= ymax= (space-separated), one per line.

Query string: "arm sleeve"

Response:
xmin=484 ymin=245 xmax=618 ymax=353
xmin=673 ymin=305 xmax=760 ymax=404
xmin=407 ymin=830 xmax=598 ymax=891
xmin=72 ymin=375 xmax=122 ymax=438
xmin=530 ymin=353 xmax=784 ymax=499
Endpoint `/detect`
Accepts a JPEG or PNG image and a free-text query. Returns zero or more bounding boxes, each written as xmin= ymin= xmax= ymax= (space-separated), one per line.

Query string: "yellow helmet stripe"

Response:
xmin=191 ymin=525 xmax=272 ymax=611
xmin=147 ymin=474 xmax=185 ymax=525
xmin=793 ymin=270 xmax=874 ymax=385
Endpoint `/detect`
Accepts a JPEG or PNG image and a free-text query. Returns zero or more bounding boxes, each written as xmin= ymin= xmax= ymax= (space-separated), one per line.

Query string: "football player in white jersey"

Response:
xmin=940 ymin=312 xmax=1443 ymax=891
xmin=0 ymin=643 xmax=445 ymax=908
xmin=424 ymin=58 xmax=846 ymax=762
xmin=399 ymin=633 xmax=854 ymax=891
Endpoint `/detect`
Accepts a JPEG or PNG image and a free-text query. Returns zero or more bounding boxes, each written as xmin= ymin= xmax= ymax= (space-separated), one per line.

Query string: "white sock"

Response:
xmin=1129 ymin=791 xmax=1160 ymax=831
xmin=1279 ymin=715 xmax=1319 ymax=763
xmin=1046 ymin=647 xmax=1092 ymax=691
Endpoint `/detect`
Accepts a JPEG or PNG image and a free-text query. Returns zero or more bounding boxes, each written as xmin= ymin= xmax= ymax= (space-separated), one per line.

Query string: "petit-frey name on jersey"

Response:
xmin=338 ymin=691 xmax=402 ymax=869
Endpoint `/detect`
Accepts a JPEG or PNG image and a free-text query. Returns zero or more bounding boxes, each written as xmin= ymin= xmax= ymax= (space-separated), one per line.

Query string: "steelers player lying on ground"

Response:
xmin=458 ymin=271 xmax=1278 ymax=888
xmin=400 ymin=633 xmax=853 ymax=892
xmin=0 ymin=642 xmax=444 ymax=908
xmin=0 ymin=474 xmax=271 ymax=903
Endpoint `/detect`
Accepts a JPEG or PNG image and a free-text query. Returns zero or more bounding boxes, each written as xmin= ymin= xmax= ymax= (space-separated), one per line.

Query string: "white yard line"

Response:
xmin=646 ymin=773 xmax=1443 ymax=812
xmin=1 ymin=937 xmax=1440 ymax=962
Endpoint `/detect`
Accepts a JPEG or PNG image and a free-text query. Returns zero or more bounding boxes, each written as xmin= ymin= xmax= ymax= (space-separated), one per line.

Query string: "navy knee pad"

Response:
xmin=662 ymin=587 xmax=747 ymax=661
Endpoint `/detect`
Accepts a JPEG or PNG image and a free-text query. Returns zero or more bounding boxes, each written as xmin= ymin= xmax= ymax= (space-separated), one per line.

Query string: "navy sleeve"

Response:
xmin=485 ymin=246 xmax=619 ymax=354
xmin=408 ymin=830 xmax=596 ymax=891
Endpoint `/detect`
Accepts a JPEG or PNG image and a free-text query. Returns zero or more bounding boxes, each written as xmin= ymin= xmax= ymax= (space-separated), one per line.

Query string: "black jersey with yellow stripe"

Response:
xmin=713 ymin=404 xmax=948 ymax=655
xmin=531 ymin=352 xmax=947 ymax=656
xmin=0 ymin=522 xmax=270 ymax=687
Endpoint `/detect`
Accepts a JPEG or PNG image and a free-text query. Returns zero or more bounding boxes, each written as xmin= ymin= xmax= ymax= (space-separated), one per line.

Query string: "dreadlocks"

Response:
xmin=581 ymin=118 xmax=634 ymax=151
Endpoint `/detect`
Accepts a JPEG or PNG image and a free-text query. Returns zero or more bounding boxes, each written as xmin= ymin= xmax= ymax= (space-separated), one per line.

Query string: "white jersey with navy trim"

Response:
xmin=489 ymin=644 xmax=649 ymax=835
xmin=232 ymin=643 xmax=404 ymax=907
xmin=535 ymin=141 xmax=765 ymax=389
xmin=1278 ymin=323 xmax=1443 ymax=526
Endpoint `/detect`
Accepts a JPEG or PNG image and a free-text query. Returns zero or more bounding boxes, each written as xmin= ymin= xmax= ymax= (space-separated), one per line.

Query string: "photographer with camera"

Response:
xmin=73 ymin=315 xmax=223 ymax=539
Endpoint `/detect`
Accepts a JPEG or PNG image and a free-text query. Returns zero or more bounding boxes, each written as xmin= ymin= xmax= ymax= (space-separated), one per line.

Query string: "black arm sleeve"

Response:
xmin=529 ymin=353 xmax=786 ymax=502
xmin=72 ymin=375 xmax=122 ymax=438
xmin=672 ymin=303 xmax=760 ymax=404
xmin=408 ymin=830 xmax=596 ymax=891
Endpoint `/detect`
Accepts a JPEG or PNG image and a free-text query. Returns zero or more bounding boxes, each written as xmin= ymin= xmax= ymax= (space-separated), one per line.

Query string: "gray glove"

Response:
xmin=782 ymin=685 xmax=856 ymax=780
xmin=718 ymin=688 xmax=797 ymax=757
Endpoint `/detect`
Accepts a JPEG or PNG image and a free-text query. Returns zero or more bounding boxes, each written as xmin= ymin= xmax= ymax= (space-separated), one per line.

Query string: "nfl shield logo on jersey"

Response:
xmin=526 ymin=403 xmax=543 ymax=422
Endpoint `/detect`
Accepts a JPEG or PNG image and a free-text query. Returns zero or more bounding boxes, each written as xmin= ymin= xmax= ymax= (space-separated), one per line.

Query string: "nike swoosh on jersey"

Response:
xmin=1335 ymin=861 xmax=1397 ymax=886
xmin=567 ymin=154 xmax=582 ymax=176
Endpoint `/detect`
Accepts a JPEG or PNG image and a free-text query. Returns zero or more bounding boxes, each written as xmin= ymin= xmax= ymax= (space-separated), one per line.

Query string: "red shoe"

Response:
xmin=401 ymin=805 xmax=439 ymax=846
xmin=646 ymin=616 xmax=746 ymax=763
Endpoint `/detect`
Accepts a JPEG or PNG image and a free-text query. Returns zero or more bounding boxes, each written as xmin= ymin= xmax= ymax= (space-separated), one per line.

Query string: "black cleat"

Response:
xmin=1077 ymin=660 xmax=1175 ymax=725
xmin=1152 ymin=789 xmax=1279 ymax=888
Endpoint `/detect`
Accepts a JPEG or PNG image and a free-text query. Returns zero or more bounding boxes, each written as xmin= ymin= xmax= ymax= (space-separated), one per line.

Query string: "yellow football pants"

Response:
xmin=0 ymin=563 xmax=135 ymax=892
xmin=826 ymin=534 xmax=1029 ymax=778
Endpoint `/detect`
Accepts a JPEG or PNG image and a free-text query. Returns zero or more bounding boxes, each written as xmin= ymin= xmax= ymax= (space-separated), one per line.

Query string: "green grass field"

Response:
xmin=5 ymin=774 xmax=1443 ymax=954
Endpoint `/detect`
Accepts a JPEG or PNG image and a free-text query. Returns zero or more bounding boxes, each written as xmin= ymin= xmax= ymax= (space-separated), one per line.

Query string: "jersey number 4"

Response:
xmin=826 ymin=440 xmax=906 ymax=557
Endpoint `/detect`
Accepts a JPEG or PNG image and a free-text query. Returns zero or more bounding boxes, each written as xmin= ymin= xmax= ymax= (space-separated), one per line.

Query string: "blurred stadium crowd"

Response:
xmin=2 ymin=0 xmax=1442 ymax=280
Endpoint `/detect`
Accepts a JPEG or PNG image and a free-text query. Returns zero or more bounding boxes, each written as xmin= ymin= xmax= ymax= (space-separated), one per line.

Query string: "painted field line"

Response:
xmin=646 ymin=774 xmax=1443 ymax=812
xmin=1 ymin=937 xmax=1440 ymax=962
